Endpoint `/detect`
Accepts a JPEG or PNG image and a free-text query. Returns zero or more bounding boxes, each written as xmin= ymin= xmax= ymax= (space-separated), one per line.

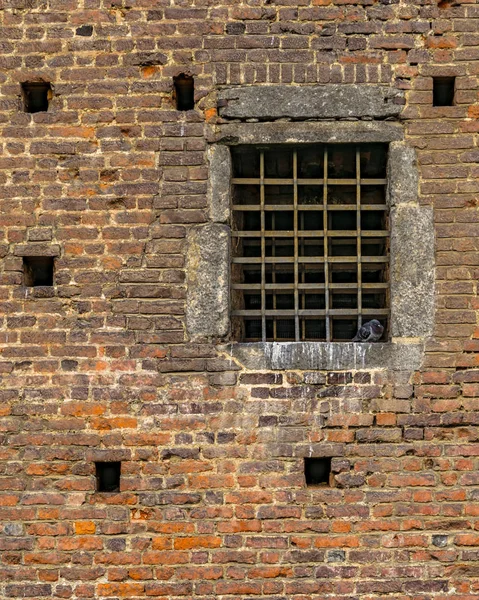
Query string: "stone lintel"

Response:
xmin=14 ymin=244 xmax=61 ymax=257
xmin=218 ymin=85 xmax=405 ymax=120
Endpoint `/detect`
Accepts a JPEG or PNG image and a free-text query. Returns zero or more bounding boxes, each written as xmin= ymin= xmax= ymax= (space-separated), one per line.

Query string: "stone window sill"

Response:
xmin=218 ymin=341 xmax=424 ymax=372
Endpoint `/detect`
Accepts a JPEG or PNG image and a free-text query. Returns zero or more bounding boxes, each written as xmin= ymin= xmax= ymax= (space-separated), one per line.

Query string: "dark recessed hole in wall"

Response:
xmin=76 ymin=25 xmax=93 ymax=36
xmin=433 ymin=77 xmax=455 ymax=106
xmin=174 ymin=74 xmax=195 ymax=111
xmin=21 ymin=82 xmax=51 ymax=113
xmin=23 ymin=256 xmax=54 ymax=287
xmin=95 ymin=462 xmax=121 ymax=493
xmin=304 ymin=457 xmax=331 ymax=486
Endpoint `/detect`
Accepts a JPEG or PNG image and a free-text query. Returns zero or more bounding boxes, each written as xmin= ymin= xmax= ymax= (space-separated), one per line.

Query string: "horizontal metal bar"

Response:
xmin=233 ymin=204 xmax=322 ymax=211
xmin=329 ymin=256 xmax=388 ymax=263
xmin=329 ymin=230 xmax=388 ymax=238
xmin=233 ymin=230 xmax=388 ymax=238
xmin=234 ymin=310 xmax=319 ymax=317
xmin=233 ymin=257 xmax=325 ymax=264
xmin=233 ymin=178 xmax=387 ymax=185
xmin=359 ymin=179 xmax=387 ymax=185
xmin=232 ymin=256 xmax=388 ymax=264
xmin=233 ymin=308 xmax=389 ymax=317
xmin=327 ymin=204 xmax=387 ymax=211
xmin=233 ymin=204 xmax=387 ymax=211
xmin=233 ymin=231 xmax=321 ymax=238
xmin=234 ymin=257 xmax=290 ymax=264
xmin=233 ymin=178 xmax=295 ymax=185
xmin=233 ymin=284 xmax=320 ymax=290
xmin=232 ymin=282 xmax=388 ymax=291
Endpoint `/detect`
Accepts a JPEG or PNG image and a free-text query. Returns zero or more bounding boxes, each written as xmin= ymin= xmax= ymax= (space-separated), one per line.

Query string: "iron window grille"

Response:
xmin=231 ymin=144 xmax=389 ymax=342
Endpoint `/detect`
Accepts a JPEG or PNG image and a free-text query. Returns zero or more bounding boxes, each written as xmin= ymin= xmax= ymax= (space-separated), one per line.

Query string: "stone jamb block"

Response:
xmin=207 ymin=144 xmax=231 ymax=224
xmin=186 ymin=223 xmax=230 ymax=340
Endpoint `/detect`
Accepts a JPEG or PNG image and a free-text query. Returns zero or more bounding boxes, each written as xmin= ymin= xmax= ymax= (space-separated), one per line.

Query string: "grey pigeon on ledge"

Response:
xmin=352 ymin=319 xmax=384 ymax=342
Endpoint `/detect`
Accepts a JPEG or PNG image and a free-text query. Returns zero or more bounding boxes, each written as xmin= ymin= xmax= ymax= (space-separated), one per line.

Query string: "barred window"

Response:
xmin=230 ymin=144 xmax=389 ymax=342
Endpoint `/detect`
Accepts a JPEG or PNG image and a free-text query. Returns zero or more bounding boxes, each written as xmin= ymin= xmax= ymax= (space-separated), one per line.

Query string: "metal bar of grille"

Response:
xmin=233 ymin=282 xmax=389 ymax=290
xmin=233 ymin=308 xmax=389 ymax=317
xmin=272 ymin=212 xmax=277 ymax=340
xmin=231 ymin=230 xmax=387 ymax=238
xmin=323 ymin=146 xmax=330 ymax=341
xmin=293 ymin=150 xmax=299 ymax=341
xmin=232 ymin=178 xmax=387 ymax=185
xmin=233 ymin=204 xmax=387 ymax=211
xmin=260 ymin=151 xmax=266 ymax=342
xmin=327 ymin=205 xmax=387 ymax=212
xmin=356 ymin=146 xmax=362 ymax=332
xmin=300 ymin=211 xmax=305 ymax=340
xmin=232 ymin=256 xmax=387 ymax=264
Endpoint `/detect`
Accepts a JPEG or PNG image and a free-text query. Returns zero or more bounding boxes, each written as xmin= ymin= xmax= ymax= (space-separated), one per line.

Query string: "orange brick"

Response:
xmin=75 ymin=521 xmax=96 ymax=535
xmin=174 ymin=536 xmax=222 ymax=550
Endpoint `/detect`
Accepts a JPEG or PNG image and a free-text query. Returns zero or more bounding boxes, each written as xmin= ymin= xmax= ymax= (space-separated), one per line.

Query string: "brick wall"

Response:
xmin=1 ymin=0 xmax=479 ymax=598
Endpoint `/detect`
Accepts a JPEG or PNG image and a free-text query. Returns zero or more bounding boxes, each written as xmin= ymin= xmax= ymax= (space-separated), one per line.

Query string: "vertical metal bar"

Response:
xmin=300 ymin=211 xmax=305 ymax=341
xmin=356 ymin=146 xmax=362 ymax=332
xmin=323 ymin=146 xmax=330 ymax=342
xmin=260 ymin=151 xmax=266 ymax=341
xmin=293 ymin=150 xmax=299 ymax=341
xmin=272 ymin=212 xmax=277 ymax=340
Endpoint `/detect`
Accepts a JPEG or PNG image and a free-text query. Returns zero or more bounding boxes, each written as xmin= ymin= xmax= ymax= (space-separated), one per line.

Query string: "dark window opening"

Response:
xmin=433 ymin=77 xmax=455 ymax=106
xmin=23 ymin=256 xmax=54 ymax=287
xmin=174 ymin=74 xmax=194 ymax=111
xmin=21 ymin=82 xmax=51 ymax=113
xmin=231 ymin=144 xmax=389 ymax=342
xmin=304 ymin=457 xmax=331 ymax=486
xmin=95 ymin=462 xmax=121 ymax=493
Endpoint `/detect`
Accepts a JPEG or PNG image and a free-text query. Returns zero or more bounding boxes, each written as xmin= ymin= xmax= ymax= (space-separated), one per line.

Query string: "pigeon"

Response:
xmin=352 ymin=319 xmax=384 ymax=342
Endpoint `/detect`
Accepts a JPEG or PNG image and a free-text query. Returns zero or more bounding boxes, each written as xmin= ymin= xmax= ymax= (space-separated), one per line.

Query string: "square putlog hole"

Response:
xmin=304 ymin=457 xmax=331 ymax=486
xmin=433 ymin=77 xmax=455 ymax=107
xmin=173 ymin=74 xmax=194 ymax=111
xmin=23 ymin=256 xmax=54 ymax=287
xmin=95 ymin=462 xmax=121 ymax=493
xmin=21 ymin=82 xmax=52 ymax=113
